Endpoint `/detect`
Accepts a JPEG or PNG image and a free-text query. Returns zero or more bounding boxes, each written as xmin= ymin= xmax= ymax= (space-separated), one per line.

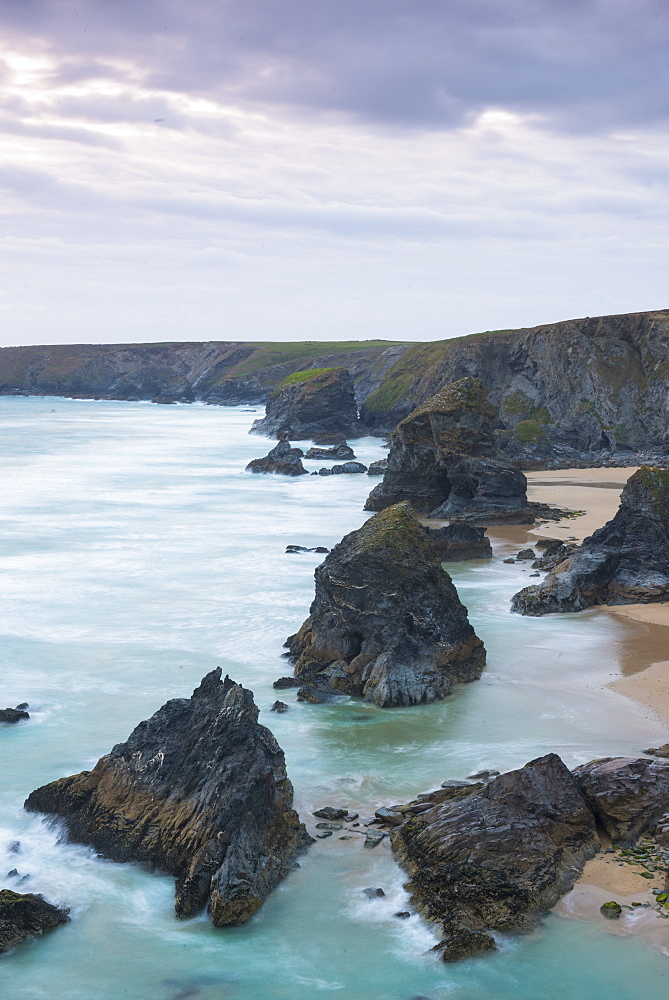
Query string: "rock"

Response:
xmin=331 ymin=461 xmax=368 ymax=474
xmin=24 ymin=670 xmax=310 ymax=927
xmin=7 ymin=841 xmax=20 ymax=854
xmin=312 ymin=433 xmax=347 ymax=446
xmin=305 ymin=444 xmax=356 ymax=461
xmin=273 ymin=676 xmax=301 ymax=689
xmin=391 ymin=754 xmax=600 ymax=961
xmin=375 ymin=808 xmax=405 ymax=826
xmin=344 ymin=811 xmax=359 ymax=821
xmin=270 ymin=701 xmax=289 ymax=713
xmin=245 ymin=438 xmax=307 ymax=476
xmin=572 ymin=757 xmax=669 ymax=846
xmin=283 ymin=502 xmax=486 ymax=707
xmin=466 ymin=769 xmax=500 ymax=781
xmin=15 ymin=703 xmax=29 ymax=711
xmin=503 ymin=557 xmax=515 ymax=563
xmin=315 ymin=822 xmax=343 ymax=831
xmin=644 ymin=744 xmax=669 ymax=759
xmin=0 ymin=708 xmax=29 ymax=723
xmin=313 ymin=807 xmax=347 ymax=820
xmin=250 ymin=368 xmax=359 ymax=440
xmin=423 ymin=524 xmax=492 ymax=561
xmin=512 ymin=467 xmax=669 ymax=614
xmin=367 ymin=459 xmax=388 ymax=476
xmin=394 ymin=910 xmax=411 ymax=918
xmin=529 ymin=572 xmax=540 ymax=577
xmin=316 ymin=831 xmax=333 ymax=839
xmin=600 ymin=901 xmax=622 ymax=919
xmin=364 ymin=378 xmax=531 ymax=524
xmin=0 ymin=890 xmax=69 ymax=954
xmin=285 ymin=545 xmax=330 ymax=554
xmin=364 ymin=830 xmax=386 ymax=848
xmin=362 ymin=887 xmax=386 ymax=898
xmin=516 ymin=548 xmax=536 ymax=560
xmin=531 ymin=539 xmax=579 ymax=571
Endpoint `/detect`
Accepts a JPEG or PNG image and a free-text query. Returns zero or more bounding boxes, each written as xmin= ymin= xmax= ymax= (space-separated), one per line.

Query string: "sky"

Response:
xmin=0 ymin=0 xmax=668 ymax=346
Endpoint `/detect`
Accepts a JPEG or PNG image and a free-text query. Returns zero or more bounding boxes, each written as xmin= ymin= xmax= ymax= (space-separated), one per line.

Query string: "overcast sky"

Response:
xmin=0 ymin=0 xmax=667 ymax=346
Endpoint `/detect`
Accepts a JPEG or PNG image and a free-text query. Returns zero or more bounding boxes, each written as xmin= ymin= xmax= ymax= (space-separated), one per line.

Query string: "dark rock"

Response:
xmin=245 ymin=438 xmax=307 ymax=476
xmin=391 ymin=754 xmax=600 ymax=961
xmin=600 ymin=901 xmax=622 ymax=919
xmin=367 ymin=458 xmax=388 ymax=476
xmin=364 ymin=830 xmax=386 ymax=848
xmin=375 ymin=808 xmax=405 ymax=826
xmin=424 ymin=524 xmax=492 ymax=561
xmin=283 ymin=502 xmax=486 ymax=707
xmin=0 ymin=708 xmax=29 ymax=723
xmin=7 ymin=842 xmax=20 ymax=854
xmin=362 ymin=887 xmax=385 ymax=897
xmin=270 ymin=701 xmax=289 ymax=713
xmin=313 ymin=807 xmax=347 ymax=820
xmin=250 ymin=368 xmax=359 ymax=439
xmin=644 ymin=744 xmax=669 ymax=759
xmin=15 ymin=703 xmax=28 ymax=711
xmin=512 ymin=467 xmax=669 ymax=614
xmin=365 ymin=378 xmax=531 ymax=525
xmin=315 ymin=822 xmax=343 ymax=831
xmin=305 ymin=444 xmax=356 ymax=461
xmin=315 ymin=468 xmax=333 ymax=476
xmin=312 ymin=433 xmax=347 ymax=446
xmin=503 ymin=557 xmax=515 ymax=563
xmin=344 ymin=811 xmax=359 ymax=821
xmin=331 ymin=461 xmax=368 ymax=475
xmin=313 ymin=546 xmax=329 ymax=553
xmin=285 ymin=545 xmax=330 ymax=554
xmin=24 ymin=669 xmax=310 ymax=927
xmin=0 ymin=890 xmax=69 ymax=954
xmin=6 ymin=870 xmax=18 ymax=878
xmin=316 ymin=831 xmax=333 ymax=839
xmin=273 ymin=676 xmax=301 ymax=689
xmin=572 ymin=757 xmax=669 ymax=846
xmin=394 ymin=910 xmax=411 ymax=918
xmin=516 ymin=548 xmax=536 ymax=560
xmin=466 ymin=770 xmax=500 ymax=781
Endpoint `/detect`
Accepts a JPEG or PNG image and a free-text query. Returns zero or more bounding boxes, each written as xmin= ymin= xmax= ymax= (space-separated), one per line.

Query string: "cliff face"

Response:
xmin=512 ymin=466 xmax=669 ymax=614
xmin=283 ymin=502 xmax=486 ymax=707
xmin=360 ymin=309 xmax=669 ymax=461
xmin=365 ymin=378 xmax=530 ymax=523
xmin=250 ymin=367 xmax=359 ymax=439
xmin=25 ymin=670 xmax=310 ymax=927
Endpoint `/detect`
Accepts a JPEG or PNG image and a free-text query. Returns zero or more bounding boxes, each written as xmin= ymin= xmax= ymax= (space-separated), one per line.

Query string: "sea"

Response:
xmin=0 ymin=396 xmax=666 ymax=1000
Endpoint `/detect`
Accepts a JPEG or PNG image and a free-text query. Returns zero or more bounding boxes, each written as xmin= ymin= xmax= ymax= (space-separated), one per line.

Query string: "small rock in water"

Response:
xmin=313 ymin=546 xmax=329 ymax=553
xmin=286 ymin=545 xmax=309 ymax=553
xmin=364 ymin=830 xmax=386 ymax=848
xmin=315 ymin=822 xmax=343 ymax=831
xmin=440 ymin=779 xmax=473 ymax=789
xmin=503 ymin=558 xmax=516 ymax=564
xmin=344 ymin=811 xmax=359 ymax=821
xmin=0 ymin=708 xmax=29 ymax=723
xmin=7 ymin=842 xmax=20 ymax=854
xmin=466 ymin=769 xmax=500 ymax=781
xmin=316 ymin=831 xmax=333 ymax=839
xmin=270 ymin=701 xmax=289 ymax=713
xmin=339 ymin=835 xmax=354 ymax=840
xmin=15 ymin=703 xmax=29 ymax=711
xmin=529 ymin=572 xmax=540 ymax=577
xmin=273 ymin=676 xmax=301 ymax=689
xmin=6 ymin=869 xmax=18 ymax=878
xmin=362 ymin=887 xmax=385 ymax=898
xmin=313 ymin=806 xmax=347 ymax=820
xmin=394 ymin=910 xmax=411 ymax=919
xmin=600 ymin=901 xmax=622 ymax=919
xmin=644 ymin=744 xmax=669 ymax=759
xmin=375 ymin=807 xmax=404 ymax=826
xmin=516 ymin=548 xmax=536 ymax=560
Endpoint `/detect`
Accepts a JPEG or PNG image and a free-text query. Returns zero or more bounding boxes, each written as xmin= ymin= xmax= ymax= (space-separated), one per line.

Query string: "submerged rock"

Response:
xmin=423 ymin=524 xmax=492 ymax=561
xmin=512 ymin=466 xmax=669 ymax=614
xmin=251 ymin=368 xmax=359 ymax=440
xmin=283 ymin=502 xmax=486 ymax=707
xmin=0 ymin=707 xmax=29 ymax=723
xmin=0 ymin=889 xmax=69 ymax=954
xmin=245 ymin=438 xmax=307 ymax=476
xmin=25 ymin=670 xmax=310 ymax=927
xmin=365 ymin=378 xmax=531 ymax=524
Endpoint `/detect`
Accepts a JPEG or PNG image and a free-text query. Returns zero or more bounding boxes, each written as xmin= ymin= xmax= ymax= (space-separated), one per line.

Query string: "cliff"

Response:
xmin=283 ymin=502 xmax=486 ymax=707
xmin=512 ymin=465 xmax=669 ymax=614
xmin=250 ymin=367 xmax=359 ymax=439
xmin=25 ymin=670 xmax=310 ymax=927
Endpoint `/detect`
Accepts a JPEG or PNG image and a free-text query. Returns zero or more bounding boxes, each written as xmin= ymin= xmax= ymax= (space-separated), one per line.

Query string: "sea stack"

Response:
xmin=364 ymin=377 xmax=531 ymax=523
xmin=283 ymin=502 xmax=486 ymax=707
xmin=250 ymin=367 xmax=359 ymax=439
xmin=25 ymin=670 xmax=310 ymax=927
xmin=245 ymin=437 xmax=308 ymax=476
xmin=512 ymin=465 xmax=669 ymax=614
xmin=0 ymin=890 xmax=70 ymax=954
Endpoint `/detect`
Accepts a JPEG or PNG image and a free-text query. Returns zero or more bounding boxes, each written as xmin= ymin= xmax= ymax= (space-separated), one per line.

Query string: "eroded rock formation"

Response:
xmin=251 ymin=367 xmax=359 ymax=440
xmin=423 ymin=524 xmax=492 ymax=560
xmin=512 ymin=466 xmax=669 ymax=614
xmin=283 ymin=502 xmax=486 ymax=707
xmin=25 ymin=670 xmax=310 ymax=927
xmin=365 ymin=378 xmax=531 ymax=524
xmin=0 ymin=890 xmax=69 ymax=954
xmin=245 ymin=438 xmax=307 ymax=476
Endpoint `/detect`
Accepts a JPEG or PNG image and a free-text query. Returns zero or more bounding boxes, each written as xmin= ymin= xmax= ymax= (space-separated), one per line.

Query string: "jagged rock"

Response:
xmin=512 ymin=466 xmax=669 ymax=614
xmin=0 ymin=708 xmax=29 ymax=723
xmin=283 ymin=503 xmax=486 ymax=707
xmin=423 ymin=524 xmax=492 ymax=561
xmin=245 ymin=438 xmax=307 ymax=476
xmin=365 ymin=378 xmax=531 ymax=524
xmin=273 ymin=676 xmax=301 ymax=689
xmin=367 ymin=458 xmax=388 ymax=476
xmin=391 ymin=754 xmax=600 ymax=961
xmin=573 ymin=757 xmax=669 ymax=846
xmin=516 ymin=548 xmax=536 ymax=560
xmin=531 ymin=539 xmax=578 ymax=571
xmin=250 ymin=368 xmax=359 ymax=439
xmin=305 ymin=444 xmax=356 ymax=460
xmin=270 ymin=701 xmax=288 ymax=713
xmin=644 ymin=744 xmax=669 ymax=759
xmin=0 ymin=890 xmax=69 ymax=954
xmin=25 ymin=670 xmax=310 ymax=927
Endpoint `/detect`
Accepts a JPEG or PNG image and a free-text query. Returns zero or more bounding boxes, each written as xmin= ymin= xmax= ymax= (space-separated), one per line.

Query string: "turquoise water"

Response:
xmin=0 ymin=396 xmax=666 ymax=999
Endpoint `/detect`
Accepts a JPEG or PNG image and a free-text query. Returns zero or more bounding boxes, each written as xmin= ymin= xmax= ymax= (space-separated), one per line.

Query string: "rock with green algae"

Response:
xmin=25 ymin=670 xmax=311 ymax=928
xmin=0 ymin=889 xmax=69 ymax=953
xmin=600 ymin=901 xmax=623 ymax=919
xmin=282 ymin=502 xmax=486 ymax=707
xmin=512 ymin=466 xmax=669 ymax=614
xmin=364 ymin=377 xmax=531 ymax=524
xmin=250 ymin=367 xmax=359 ymax=440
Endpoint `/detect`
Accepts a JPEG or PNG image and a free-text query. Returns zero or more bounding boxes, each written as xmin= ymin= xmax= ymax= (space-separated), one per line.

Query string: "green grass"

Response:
xmin=278 ymin=367 xmax=340 ymax=386
xmin=223 ymin=340 xmax=415 ymax=380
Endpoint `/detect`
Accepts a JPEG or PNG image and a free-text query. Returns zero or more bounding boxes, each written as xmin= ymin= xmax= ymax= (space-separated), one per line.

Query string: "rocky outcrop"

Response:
xmin=0 ymin=706 xmax=29 ymax=723
xmin=245 ymin=439 xmax=307 ymax=476
xmin=423 ymin=524 xmax=492 ymax=560
xmin=305 ymin=444 xmax=356 ymax=460
xmin=365 ymin=378 xmax=531 ymax=524
xmin=573 ymin=757 xmax=669 ymax=846
xmin=25 ymin=670 xmax=310 ymax=927
xmin=512 ymin=466 xmax=669 ymax=614
xmin=250 ymin=368 xmax=359 ymax=440
xmin=283 ymin=502 xmax=486 ymax=707
xmin=312 ymin=462 xmax=367 ymax=476
xmin=0 ymin=890 xmax=69 ymax=954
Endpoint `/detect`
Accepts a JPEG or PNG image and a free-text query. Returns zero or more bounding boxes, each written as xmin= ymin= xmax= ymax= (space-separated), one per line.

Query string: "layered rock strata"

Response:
xmin=251 ymin=367 xmax=359 ymax=440
xmin=283 ymin=502 xmax=486 ymax=707
xmin=391 ymin=753 xmax=669 ymax=961
xmin=423 ymin=524 xmax=492 ymax=560
xmin=512 ymin=466 xmax=669 ymax=614
xmin=365 ymin=378 xmax=531 ymax=524
xmin=246 ymin=439 xmax=307 ymax=476
xmin=25 ymin=670 xmax=310 ymax=926
xmin=0 ymin=890 xmax=69 ymax=954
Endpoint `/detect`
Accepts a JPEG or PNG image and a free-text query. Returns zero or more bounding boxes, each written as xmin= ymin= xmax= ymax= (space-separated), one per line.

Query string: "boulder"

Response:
xmin=245 ymin=438 xmax=307 ymax=476
xmin=305 ymin=444 xmax=356 ymax=461
xmin=25 ymin=670 xmax=310 ymax=927
xmin=250 ymin=368 xmax=359 ymax=440
xmin=365 ymin=378 xmax=531 ymax=524
xmin=331 ymin=462 xmax=367 ymax=475
xmin=572 ymin=756 xmax=669 ymax=846
xmin=367 ymin=458 xmax=388 ymax=476
xmin=512 ymin=466 xmax=669 ymax=614
xmin=391 ymin=754 xmax=600 ymax=961
xmin=282 ymin=502 xmax=486 ymax=707
xmin=0 ymin=707 xmax=29 ymax=723
xmin=423 ymin=524 xmax=492 ymax=561
xmin=0 ymin=890 xmax=69 ymax=954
